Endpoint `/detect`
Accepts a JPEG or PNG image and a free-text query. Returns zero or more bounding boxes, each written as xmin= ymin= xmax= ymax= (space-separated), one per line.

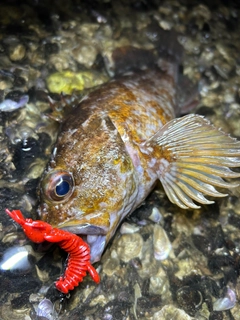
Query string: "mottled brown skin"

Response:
xmin=40 ymin=115 xmax=137 ymax=228
xmin=38 ymin=69 xmax=176 ymax=261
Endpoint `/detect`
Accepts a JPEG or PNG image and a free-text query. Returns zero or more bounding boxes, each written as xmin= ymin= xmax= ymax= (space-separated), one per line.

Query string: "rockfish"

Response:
xmin=38 ymin=52 xmax=240 ymax=263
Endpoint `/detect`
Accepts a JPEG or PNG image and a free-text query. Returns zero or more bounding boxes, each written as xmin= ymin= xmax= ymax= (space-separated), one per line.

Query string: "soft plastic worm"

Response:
xmin=5 ymin=209 xmax=100 ymax=294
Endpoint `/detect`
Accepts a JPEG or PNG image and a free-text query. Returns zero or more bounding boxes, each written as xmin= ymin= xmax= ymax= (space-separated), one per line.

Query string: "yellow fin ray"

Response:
xmin=177 ymin=163 xmax=240 ymax=178
xmin=161 ymin=175 xmax=201 ymax=209
xmin=146 ymin=114 xmax=240 ymax=209
xmin=178 ymin=168 xmax=239 ymax=188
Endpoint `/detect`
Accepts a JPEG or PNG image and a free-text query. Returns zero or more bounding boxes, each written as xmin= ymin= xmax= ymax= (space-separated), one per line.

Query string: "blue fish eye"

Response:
xmin=56 ymin=180 xmax=70 ymax=196
xmin=45 ymin=171 xmax=74 ymax=202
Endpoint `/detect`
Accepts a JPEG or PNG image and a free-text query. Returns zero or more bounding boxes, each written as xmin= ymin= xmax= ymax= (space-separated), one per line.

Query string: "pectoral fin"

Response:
xmin=143 ymin=114 xmax=240 ymax=209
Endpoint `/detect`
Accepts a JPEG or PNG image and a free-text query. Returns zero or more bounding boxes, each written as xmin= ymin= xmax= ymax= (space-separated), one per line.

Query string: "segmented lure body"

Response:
xmin=5 ymin=209 xmax=100 ymax=294
xmin=52 ymin=231 xmax=100 ymax=293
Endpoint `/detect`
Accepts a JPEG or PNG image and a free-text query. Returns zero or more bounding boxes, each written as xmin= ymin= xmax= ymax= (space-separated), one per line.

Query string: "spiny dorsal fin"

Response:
xmin=143 ymin=114 xmax=240 ymax=209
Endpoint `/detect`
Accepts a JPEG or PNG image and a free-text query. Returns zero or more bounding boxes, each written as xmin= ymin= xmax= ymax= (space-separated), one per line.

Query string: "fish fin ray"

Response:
xmin=144 ymin=114 xmax=240 ymax=209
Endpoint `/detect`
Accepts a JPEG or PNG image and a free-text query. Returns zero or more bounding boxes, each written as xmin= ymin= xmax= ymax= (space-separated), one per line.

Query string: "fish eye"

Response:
xmin=44 ymin=171 xmax=74 ymax=202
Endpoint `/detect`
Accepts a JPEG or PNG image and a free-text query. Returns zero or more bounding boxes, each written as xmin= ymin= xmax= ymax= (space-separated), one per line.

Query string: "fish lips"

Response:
xmin=62 ymin=224 xmax=107 ymax=263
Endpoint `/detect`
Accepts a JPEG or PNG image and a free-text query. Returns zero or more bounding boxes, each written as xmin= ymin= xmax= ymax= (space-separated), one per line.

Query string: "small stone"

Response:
xmin=213 ymin=287 xmax=236 ymax=311
xmin=72 ymin=43 xmax=98 ymax=68
xmin=153 ymin=305 xmax=195 ymax=320
xmin=149 ymin=207 xmax=162 ymax=223
xmin=116 ymin=233 xmax=143 ymax=263
xmin=89 ymin=294 xmax=108 ymax=307
xmin=153 ymin=224 xmax=172 ymax=261
xmin=102 ymin=256 xmax=120 ymax=277
xmin=9 ymin=44 xmax=26 ymax=61
xmin=149 ymin=267 xmax=170 ymax=297
xmin=120 ymin=222 xmax=140 ymax=234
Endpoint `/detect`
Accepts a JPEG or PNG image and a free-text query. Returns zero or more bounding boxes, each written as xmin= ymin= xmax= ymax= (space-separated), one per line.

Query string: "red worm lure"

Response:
xmin=5 ymin=209 xmax=100 ymax=294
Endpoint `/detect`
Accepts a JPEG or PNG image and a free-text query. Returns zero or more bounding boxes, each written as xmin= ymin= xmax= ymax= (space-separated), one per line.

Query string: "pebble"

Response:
xmin=116 ymin=233 xmax=143 ymax=263
xmin=119 ymin=222 xmax=140 ymax=234
xmin=0 ymin=95 xmax=29 ymax=112
xmin=149 ymin=267 xmax=170 ymax=297
xmin=9 ymin=44 xmax=26 ymax=61
xmin=36 ymin=298 xmax=58 ymax=320
xmin=153 ymin=305 xmax=195 ymax=320
xmin=72 ymin=43 xmax=98 ymax=68
xmin=213 ymin=287 xmax=237 ymax=311
xmin=153 ymin=224 xmax=172 ymax=261
xmin=102 ymin=256 xmax=120 ymax=277
xmin=148 ymin=207 xmax=163 ymax=223
xmin=0 ymin=245 xmax=34 ymax=272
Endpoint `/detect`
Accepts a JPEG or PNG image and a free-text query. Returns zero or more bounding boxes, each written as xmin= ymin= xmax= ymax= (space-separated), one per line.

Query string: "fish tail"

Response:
xmin=105 ymin=26 xmax=183 ymax=78
xmin=148 ymin=25 xmax=198 ymax=114
xmin=105 ymin=25 xmax=198 ymax=114
xmin=150 ymin=25 xmax=183 ymax=81
xmin=105 ymin=46 xmax=157 ymax=76
xmin=143 ymin=114 xmax=240 ymax=209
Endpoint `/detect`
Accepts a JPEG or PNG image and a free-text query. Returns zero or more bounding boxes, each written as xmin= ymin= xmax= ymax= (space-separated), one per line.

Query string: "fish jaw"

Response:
xmin=38 ymin=200 xmax=110 ymax=263
xmin=56 ymin=190 xmax=140 ymax=263
xmin=38 ymin=200 xmax=116 ymax=263
xmin=61 ymin=224 xmax=108 ymax=263
xmin=38 ymin=195 xmax=138 ymax=263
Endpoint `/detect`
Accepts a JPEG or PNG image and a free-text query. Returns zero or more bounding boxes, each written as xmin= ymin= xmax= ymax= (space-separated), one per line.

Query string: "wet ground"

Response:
xmin=0 ymin=0 xmax=240 ymax=319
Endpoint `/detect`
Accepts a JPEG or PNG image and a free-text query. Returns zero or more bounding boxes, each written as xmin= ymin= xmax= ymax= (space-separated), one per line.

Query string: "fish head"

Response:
xmin=38 ymin=114 xmax=138 ymax=262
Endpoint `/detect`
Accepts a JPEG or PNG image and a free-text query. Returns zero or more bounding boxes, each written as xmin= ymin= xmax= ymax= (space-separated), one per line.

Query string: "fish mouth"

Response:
xmin=62 ymin=224 xmax=107 ymax=263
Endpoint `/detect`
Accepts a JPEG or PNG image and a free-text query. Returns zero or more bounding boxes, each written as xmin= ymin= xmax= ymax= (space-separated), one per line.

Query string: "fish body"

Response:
xmin=38 ymin=68 xmax=240 ymax=263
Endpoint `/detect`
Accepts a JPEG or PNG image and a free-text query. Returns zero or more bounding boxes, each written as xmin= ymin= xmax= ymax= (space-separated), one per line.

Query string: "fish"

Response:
xmin=37 ymin=45 xmax=240 ymax=264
